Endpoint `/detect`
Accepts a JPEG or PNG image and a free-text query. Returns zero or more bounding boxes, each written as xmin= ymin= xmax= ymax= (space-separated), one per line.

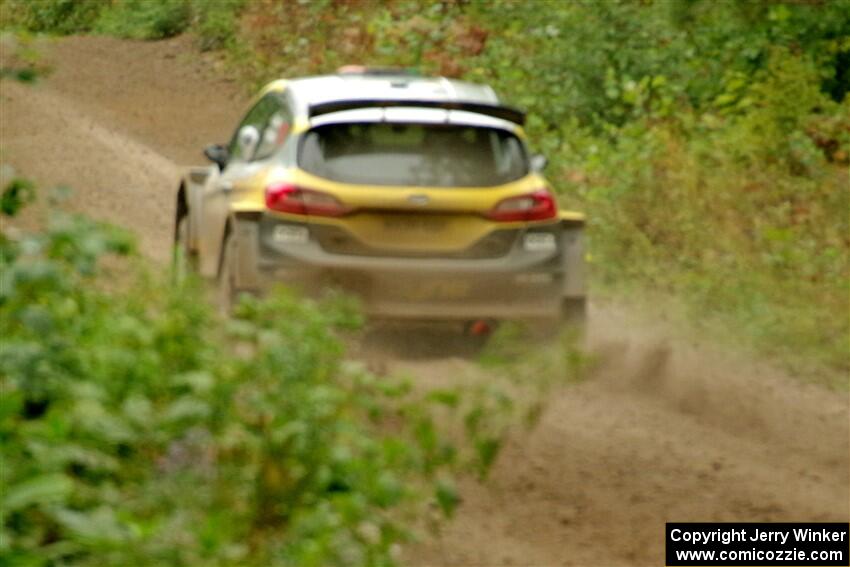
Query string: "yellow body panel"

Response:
xmin=232 ymin=167 xmax=574 ymax=251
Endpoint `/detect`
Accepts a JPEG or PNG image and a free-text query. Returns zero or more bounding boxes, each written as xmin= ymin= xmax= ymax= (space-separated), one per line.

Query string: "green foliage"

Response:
xmin=0 ymin=0 xmax=102 ymax=34
xmin=191 ymin=0 xmax=244 ymax=51
xmin=94 ymin=0 xmax=190 ymax=40
xmin=577 ymin=96 xmax=849 ymax=381
xmin=0 ymin=177 xmax=34 ymax=216
xmin=464 ymin=0 xmax=850 ymax=130
xmin=0 ymin=0 xmax=241 ymax=45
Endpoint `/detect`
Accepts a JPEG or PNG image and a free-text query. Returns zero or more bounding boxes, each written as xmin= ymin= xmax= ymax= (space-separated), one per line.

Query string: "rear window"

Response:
xmin=298 ymin=123 xmax=528 ymax=187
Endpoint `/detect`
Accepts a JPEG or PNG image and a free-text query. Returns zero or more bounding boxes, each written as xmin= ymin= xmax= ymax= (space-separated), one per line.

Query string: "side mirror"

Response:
xmin=530 ymin=154 xmax=548 ymax=172
xmin=204 ymin=144 xmax=229 ymax=170
xmin=237 ymin=125 xmax=260 ymax=160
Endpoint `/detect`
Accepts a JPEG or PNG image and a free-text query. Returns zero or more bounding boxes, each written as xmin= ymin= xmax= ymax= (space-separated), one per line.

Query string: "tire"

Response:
xmin=173 ymin=215 xmax=196 ymax=284
xmin=217 ymin=232 xmax=237 ymax=315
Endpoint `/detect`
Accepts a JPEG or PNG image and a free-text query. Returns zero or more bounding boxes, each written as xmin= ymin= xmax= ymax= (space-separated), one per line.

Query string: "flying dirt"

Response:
xmin=1 ymin=36 xmax=847 ymax=566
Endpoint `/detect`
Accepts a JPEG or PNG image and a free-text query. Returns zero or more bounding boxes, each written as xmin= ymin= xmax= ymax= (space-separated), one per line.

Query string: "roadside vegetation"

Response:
xmin=3 ymin=0 xmax=845 ymax=381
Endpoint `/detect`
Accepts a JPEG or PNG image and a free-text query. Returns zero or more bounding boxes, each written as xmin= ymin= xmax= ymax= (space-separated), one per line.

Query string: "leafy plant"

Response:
xmin=94 ymin=0 xmax=190 ymax=40
xmin=191 ymin=0 xmax=244 ymax=51
xmin=0 ymin=0 xmax=103 ymax=34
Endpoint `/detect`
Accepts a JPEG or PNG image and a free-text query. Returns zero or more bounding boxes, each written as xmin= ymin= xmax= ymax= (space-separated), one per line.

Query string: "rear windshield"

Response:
xmin=298 ymin=123 xmax=528 ymax=187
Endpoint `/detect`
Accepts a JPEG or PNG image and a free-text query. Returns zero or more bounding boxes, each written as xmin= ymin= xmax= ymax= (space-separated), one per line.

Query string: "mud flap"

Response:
xmin=560 ymin=221 xmax=585 ymax=299
xmin=183 ymin=166 xmax=216 ymax=254
xmin=232 ymin=218 xmax=261 ymax=291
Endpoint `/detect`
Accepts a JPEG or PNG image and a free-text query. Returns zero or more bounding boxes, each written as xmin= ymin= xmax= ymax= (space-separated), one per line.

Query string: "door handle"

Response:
xmin=220 ymin=181 xmax=234 ymax=193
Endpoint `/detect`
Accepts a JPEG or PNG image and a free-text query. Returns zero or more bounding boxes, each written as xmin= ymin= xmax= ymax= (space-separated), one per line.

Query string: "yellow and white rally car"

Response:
xmin=174 ymin=67 xmax=586 ymax=331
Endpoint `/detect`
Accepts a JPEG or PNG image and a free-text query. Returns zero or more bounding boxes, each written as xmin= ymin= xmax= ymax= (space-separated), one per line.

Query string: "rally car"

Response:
xmin=173 ymin=67 xmax=586 ymax=332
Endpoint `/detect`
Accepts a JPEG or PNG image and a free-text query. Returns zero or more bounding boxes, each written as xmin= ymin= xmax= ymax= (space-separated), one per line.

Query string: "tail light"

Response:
xmin=486 ymin=190 xmax=556 ymax=222
xmin=265 ymin=183 xmax=350 ymax=217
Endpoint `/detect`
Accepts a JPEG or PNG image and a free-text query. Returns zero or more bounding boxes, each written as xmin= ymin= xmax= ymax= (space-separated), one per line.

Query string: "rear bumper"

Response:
xmin=261 ymin=265 xmax=561 ymax=320
xmin=232 ymin=216 xmax=577 ymax=321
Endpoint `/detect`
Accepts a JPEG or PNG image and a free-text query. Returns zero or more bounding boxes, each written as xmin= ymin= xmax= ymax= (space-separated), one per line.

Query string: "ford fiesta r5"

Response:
xmin=173 ymin=68 xmax=586 ymax=331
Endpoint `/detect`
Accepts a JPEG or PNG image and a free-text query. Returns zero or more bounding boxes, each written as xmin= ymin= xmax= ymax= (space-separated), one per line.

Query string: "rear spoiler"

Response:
xmin=308 ymin=99 xmax=526 ymax=126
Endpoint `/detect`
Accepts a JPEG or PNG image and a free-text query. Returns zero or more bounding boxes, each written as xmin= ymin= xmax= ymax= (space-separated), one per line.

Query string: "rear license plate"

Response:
xmin=396 ymin=279 xmax=473 ymax=301
xmin=382 ymin=216 xmax=448 ymax=233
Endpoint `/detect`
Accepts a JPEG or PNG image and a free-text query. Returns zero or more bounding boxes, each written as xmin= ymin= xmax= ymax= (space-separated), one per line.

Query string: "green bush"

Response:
xmin=191 ymin=0 xmax=243 ymax=51
xmin=0 ymin=0 xmax=103 ymax=34
xmin=93 ymin=0 xmax=190 ymax=40
xmin=570 ymin=88 xmax=849 ymax=382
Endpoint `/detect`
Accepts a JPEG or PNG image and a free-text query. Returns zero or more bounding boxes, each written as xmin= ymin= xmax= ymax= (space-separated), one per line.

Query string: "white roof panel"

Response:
xmin=287 ymin=74 xmax=500 ymax=109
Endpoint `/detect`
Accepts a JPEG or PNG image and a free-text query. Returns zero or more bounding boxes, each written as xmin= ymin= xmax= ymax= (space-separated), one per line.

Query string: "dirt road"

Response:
xmin=0 ymin=35 xmax=244 ymax=259
xmin=1 ymin=36 xmax=847 ymax=567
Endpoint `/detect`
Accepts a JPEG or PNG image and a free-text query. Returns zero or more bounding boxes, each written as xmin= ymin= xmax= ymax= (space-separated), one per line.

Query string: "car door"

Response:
xmin=199 ymin=93 xmax=288 ymax=276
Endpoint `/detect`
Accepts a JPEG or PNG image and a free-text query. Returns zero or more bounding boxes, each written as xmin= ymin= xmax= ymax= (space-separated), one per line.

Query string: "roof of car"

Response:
xmin=256 ymin=69 xmax=529 ymax=126
xmin=260 ymin=72 xmax=506 ymax=119
xmin=287 ymin=73 xmax=501 ymax=107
